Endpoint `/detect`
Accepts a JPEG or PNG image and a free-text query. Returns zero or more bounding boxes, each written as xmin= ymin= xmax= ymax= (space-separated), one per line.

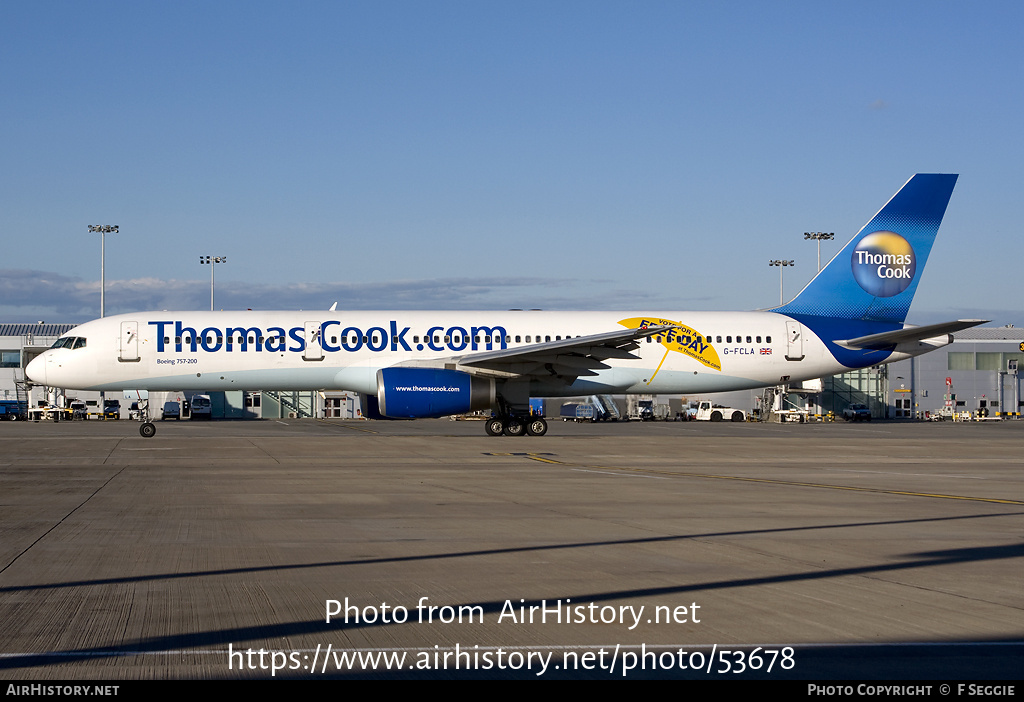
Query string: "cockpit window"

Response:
xmin=50 ymin=336 xmax=86 ymax=350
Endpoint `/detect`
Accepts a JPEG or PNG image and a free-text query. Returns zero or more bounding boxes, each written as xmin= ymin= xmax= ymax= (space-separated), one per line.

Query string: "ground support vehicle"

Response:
xmin=102 ymin=399 xmax=121 ymax=420
xmin=842 ymin=404 xmax=872 ymax=422
xmin=0 ymin=400 xmax=27 ymax=421
xmin=560 ymin=403 xmax=597 ymax=422
xmin=694 ymin=401 xmax=746 ymax=422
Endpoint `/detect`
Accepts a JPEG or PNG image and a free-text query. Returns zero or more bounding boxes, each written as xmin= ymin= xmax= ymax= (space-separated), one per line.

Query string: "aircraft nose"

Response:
xmin=26 ymin=352 xmax=46 ymax=385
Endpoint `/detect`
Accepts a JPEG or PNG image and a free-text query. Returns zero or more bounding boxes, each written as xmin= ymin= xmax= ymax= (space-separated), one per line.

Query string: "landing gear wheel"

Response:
xmin=526 ymin=417 xmax=548 ymax=436
xmin=140 ymin=422 xmax=156 ymax=438
xmin=485 ymin=418 xmax=504 ymax=436
xmin=503 ymin=417 xmax=526 ymax=436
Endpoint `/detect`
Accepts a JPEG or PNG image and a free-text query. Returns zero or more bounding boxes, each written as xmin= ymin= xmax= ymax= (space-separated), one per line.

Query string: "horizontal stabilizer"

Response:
xmin=836 ymin=319 xmax=988 ymax=350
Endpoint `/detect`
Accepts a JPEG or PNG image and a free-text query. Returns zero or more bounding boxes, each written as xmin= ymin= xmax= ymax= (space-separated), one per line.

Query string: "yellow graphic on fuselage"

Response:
xmin=618 ymin=317 xmax=722 ymax=372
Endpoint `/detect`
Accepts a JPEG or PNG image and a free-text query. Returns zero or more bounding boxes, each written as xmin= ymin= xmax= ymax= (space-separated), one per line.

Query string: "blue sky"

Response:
xmin=1 ymin=1 xmax=1020 ymax=325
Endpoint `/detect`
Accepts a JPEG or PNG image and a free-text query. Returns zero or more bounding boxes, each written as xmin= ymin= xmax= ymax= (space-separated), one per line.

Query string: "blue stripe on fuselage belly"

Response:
xmin=789 ymin=314 xmax=898 ymax=368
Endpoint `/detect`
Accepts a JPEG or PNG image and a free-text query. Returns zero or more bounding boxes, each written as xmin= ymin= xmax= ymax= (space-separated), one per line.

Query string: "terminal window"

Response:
xmin=947 ymin=352 xmax=973 ymax=371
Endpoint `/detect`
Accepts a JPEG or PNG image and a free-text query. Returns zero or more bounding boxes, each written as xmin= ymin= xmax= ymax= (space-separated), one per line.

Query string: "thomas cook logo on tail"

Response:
xmin=851 ymin=231 xmax=916 ymax=297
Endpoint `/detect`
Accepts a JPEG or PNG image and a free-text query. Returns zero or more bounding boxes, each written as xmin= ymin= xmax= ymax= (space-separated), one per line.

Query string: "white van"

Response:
xmin=190 ymin=395 xmax=212 ymax=420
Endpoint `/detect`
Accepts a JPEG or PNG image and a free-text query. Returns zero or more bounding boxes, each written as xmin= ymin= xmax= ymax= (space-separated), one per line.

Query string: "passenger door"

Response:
xmin=785 ymin=320 xmax=804 ymax=361
xmin=119 ymin=321 xmax=140 ymax=362
xmin=303 ymin=321 xmax=324 ymax=361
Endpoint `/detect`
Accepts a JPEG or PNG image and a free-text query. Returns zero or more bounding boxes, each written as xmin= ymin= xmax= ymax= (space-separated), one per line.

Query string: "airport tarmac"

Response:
xmin=0 ymin=417 xmax=1022 ymax=680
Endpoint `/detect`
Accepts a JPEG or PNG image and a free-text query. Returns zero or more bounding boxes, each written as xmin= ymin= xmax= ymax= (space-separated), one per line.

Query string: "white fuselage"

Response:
xmin=27 ymin=309 xmax=935 ymax=398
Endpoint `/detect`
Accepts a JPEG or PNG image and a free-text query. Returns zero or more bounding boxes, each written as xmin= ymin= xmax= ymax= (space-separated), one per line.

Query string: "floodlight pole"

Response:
xmin=769 ymin=259 xmax=795 ymax=305
xmin=200 ymin=256 xmax=227 ymax=311
xmin=88 ymin=225 xmax=118 ymax=318
xmin=804 ymin=231 xmax=834 ymax=272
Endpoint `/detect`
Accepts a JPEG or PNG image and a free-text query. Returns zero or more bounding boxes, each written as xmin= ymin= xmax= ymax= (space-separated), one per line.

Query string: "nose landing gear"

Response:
xmin=135 ymin=398 xmax=156 ymax=438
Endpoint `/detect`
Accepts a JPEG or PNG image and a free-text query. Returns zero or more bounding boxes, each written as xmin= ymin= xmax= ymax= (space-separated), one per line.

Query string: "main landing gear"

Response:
xmin=484 ymin=415 xmax=548 ymax=437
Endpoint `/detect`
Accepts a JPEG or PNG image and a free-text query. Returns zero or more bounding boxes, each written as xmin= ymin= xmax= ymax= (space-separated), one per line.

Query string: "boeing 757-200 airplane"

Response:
xmin=27 ymin=174 xmax=984 ymax=437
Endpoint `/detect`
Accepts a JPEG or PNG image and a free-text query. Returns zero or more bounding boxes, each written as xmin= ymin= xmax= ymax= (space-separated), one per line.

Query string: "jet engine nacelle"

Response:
xmin=376 ymin=367 xmax=495 ymax=419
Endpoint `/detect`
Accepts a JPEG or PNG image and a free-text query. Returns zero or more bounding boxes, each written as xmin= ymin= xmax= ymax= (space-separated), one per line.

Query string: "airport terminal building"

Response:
xmin=727 ymin=326 xmax=1024 ymax=420
xmin=0 ymin=323 xmax=74 ymax=415
xmin=882 ymin=326 xmax=1023 ymax=419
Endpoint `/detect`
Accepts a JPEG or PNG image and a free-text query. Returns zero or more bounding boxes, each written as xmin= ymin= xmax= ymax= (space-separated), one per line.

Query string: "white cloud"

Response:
xmin=0 ymin=268 xmax=711 ymax=322
xmin=8 ymin=269 xmax=1010 ymax=327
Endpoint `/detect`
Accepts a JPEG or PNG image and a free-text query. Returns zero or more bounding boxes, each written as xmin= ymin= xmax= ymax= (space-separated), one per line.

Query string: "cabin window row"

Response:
xmin=646 ymin=335 xmax=772 ymax=344
xmin=159 ymin=332 xmax=772 ymax=348
xmin=407 ymin=335 xmax=582 ymax=344
xmin=165 ymin=336 xmax=270 ymax=345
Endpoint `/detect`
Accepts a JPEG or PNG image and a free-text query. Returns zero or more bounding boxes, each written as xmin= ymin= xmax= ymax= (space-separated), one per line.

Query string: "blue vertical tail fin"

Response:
xmin=772 ymin=174 xmax=957 ymax=323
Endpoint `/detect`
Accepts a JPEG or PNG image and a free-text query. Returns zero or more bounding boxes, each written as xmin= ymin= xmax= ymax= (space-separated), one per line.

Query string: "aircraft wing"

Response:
xmin=400 ymin=324 xmax=675 ymax=382
xmin=836 ymin=319 xmax=988 ymax=350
